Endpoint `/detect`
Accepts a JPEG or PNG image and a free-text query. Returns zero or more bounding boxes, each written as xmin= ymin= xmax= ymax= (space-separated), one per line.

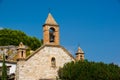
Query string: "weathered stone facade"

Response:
xmin=16 ymin=45 xmax=74 ymax=80
xmin=15 ymin=13 xmax=84 ymax=80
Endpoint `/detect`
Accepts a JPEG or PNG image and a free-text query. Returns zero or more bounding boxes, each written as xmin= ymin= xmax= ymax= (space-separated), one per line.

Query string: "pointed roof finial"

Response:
xmin=45 ymin=13 xmax=58 ymax=25
xmin=48 ymin=8 xmax=51 ymax=13
xmin=18 ymin=42 xmax=25 ymax=48
xmin=76 ymin=46 xmax=84 ymax=54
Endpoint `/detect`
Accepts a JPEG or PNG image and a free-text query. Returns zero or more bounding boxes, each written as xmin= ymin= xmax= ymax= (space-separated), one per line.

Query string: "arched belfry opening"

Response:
xmin=49 ymin=27 xmax=55 ymax=42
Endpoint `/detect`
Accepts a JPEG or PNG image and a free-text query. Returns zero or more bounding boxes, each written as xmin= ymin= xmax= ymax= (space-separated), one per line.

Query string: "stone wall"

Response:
xmin=16 ymin=46 xmax=74 ymax=80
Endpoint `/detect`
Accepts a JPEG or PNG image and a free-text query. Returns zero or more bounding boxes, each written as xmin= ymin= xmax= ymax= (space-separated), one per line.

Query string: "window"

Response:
xmin=21 ymin=51 xmax=24 ymax=57
xmin=51 ymin=57 xmax=56 ymax=68
xmin=80 ymin=55 xmax=82 ymax=60
xmin=49 ymin=28 xmax=55 ymax=42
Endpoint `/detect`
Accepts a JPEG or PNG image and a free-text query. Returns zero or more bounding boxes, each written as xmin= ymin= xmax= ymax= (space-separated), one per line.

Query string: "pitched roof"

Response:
xmin=45 ymin=13 xmax=58 ymax=25
xmin=26 ymin=45 xmax=75 ymax=61
xmin=76 ymin=47 xmax=84 ymax=54
xmin=17 ymin=42 xmax=27 ymax=49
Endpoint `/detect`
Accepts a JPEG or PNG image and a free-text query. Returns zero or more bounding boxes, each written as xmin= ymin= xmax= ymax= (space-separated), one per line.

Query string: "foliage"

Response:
xmin=58 ymin=60 xmax=120 ymax=80
xmin=1 ymin=54 xmax=7 ymax=80
xmin=0 ymin=28 xmax=42 ymax=50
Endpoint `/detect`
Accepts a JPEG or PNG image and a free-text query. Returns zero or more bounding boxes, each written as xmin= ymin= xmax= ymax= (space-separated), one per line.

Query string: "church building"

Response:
xmin=15 ymin=13 xmax=84 ymax=80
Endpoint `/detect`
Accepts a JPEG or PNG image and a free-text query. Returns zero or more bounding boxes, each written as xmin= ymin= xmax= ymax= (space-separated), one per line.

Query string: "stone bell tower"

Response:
xmin=17 ymin=42 xmax=26 ymax=60
xmin=43 ymin=13 xmax=59 ymax=45
xmin=75 ymin=47 xmax=84 ymax=61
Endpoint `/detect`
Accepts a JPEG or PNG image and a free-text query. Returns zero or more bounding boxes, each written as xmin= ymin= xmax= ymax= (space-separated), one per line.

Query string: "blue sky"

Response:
xmin=0 ymin=0 xmax=120 ymax=65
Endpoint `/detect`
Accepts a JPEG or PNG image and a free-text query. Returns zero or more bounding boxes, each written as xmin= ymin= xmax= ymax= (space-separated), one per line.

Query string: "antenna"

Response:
xmin=48 ymin=8 xmax=51 ymax=13
xmin=78 ymin=43 xmax=80 ymax=47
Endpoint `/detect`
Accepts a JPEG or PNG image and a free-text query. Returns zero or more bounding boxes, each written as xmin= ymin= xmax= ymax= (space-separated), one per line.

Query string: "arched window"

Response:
xmin=49 ymin=28 xmax=55 ymax=42
xmin=80 ymin=55 xmax=82 ymax=60
xmin=21 ymin=51 xmax=24 ymax=57
xmin=51 ymin=57 xmax=56 ymax=68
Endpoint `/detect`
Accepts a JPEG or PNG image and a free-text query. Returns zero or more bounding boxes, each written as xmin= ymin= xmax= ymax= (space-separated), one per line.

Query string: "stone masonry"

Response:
xmin=16 ymin=45 xmax=75 ymax=80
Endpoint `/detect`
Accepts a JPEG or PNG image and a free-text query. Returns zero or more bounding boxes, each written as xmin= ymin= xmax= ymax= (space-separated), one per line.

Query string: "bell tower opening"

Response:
xmin=49 ymin=27 xmax=55 ymax=42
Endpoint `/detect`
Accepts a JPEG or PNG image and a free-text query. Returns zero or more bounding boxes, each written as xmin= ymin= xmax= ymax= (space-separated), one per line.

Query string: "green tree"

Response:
xmin=58 ymin=60 xmax=120 ymax=80
xmin=1 ymin=53 xmax=7 ymax=80
xmin=0 ymin=28 xmax=42 ymax=50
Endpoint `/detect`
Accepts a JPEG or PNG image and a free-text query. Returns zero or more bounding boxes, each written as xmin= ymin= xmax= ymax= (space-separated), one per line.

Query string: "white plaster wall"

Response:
xmin=0 ymin=62 xmax=16 ymax=74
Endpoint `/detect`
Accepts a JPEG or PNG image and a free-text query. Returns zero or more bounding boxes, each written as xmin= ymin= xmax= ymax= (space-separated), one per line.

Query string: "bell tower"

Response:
xmin=43 ymin=13 xmax=59 ymax=45
xmin=75 ymin=47 xmax=84 ymax=61
xmin=17 ymin=42 xmax=26 ymax=60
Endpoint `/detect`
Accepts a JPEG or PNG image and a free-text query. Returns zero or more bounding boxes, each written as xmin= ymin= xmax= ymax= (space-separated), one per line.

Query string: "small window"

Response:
xmin=51 ymin=57 xmax=56 ymax=68
xmin=80 ymin=55 xmax=82 ymax=60
xmin=21 ymin=51 xmax=24 ymax=57
xmin=80 ymin=55 xmax=82 ymax=58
